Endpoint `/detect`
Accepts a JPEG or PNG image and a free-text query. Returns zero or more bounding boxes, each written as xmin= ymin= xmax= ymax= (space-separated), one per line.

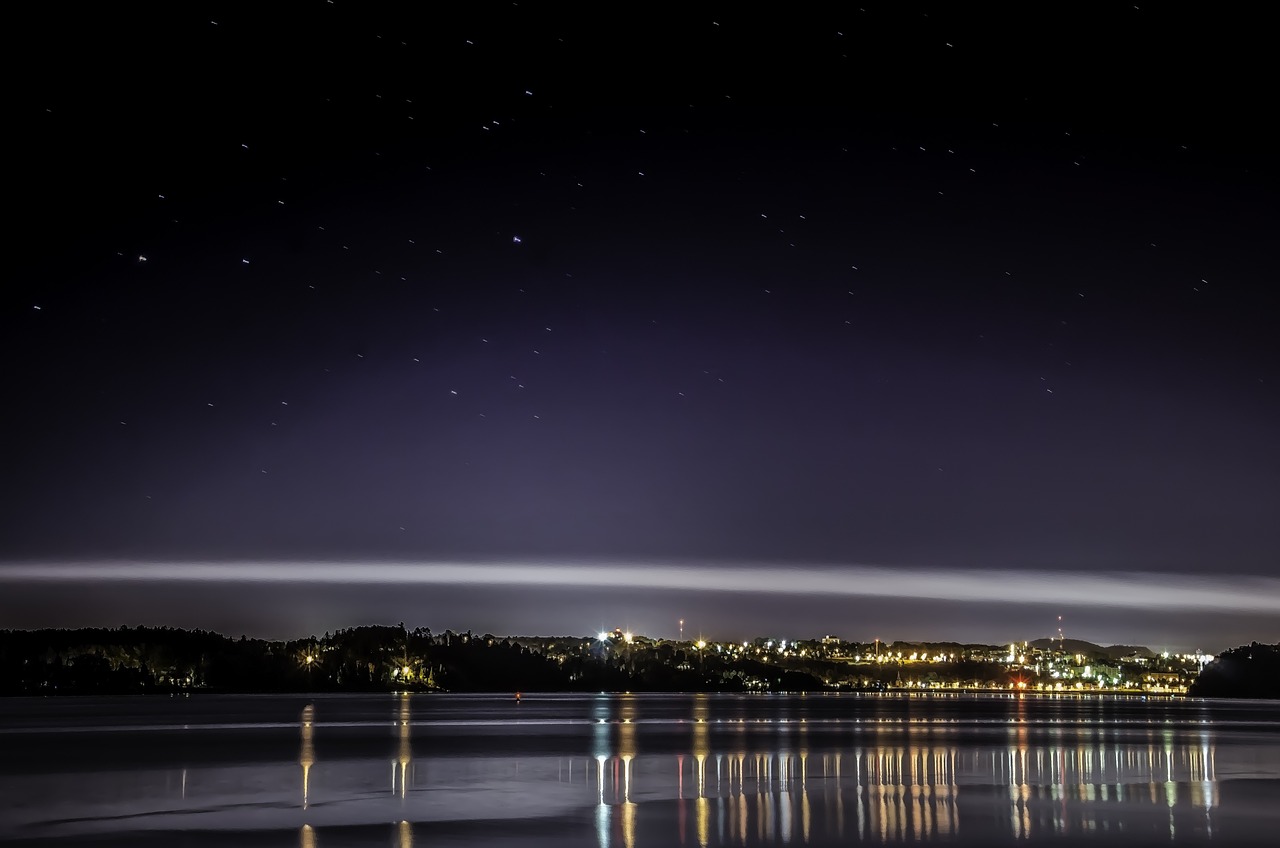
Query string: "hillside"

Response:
xmin=1027 ymin=638 xmax=1156 ymax=659
xmin=1189 ymin=643 xmax=1280 ymax=699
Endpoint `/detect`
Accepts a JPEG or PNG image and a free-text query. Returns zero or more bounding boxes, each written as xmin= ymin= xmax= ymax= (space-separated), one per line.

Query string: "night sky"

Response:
xmin=4 ymin=2 xmax=1276 ymax=651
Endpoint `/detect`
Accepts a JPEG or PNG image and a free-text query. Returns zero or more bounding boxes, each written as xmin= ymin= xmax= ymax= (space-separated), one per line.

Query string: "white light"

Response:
xmin=7 ymin=562 xmax=1278 ymax=614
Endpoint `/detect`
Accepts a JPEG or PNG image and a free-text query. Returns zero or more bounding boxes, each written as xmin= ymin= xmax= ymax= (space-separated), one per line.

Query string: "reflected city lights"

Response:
xmin=571 ymin=698 xmax=1232 ymax=846
xmin=392 ymin=693 xmax=413 ymax=798
xmin=619 ymin=696 xmax=638 ymax=848
xmin=4 ymin=693 xmax=1264 ymax=847
xmin=299 ymin=703 xmax=314 ymax=809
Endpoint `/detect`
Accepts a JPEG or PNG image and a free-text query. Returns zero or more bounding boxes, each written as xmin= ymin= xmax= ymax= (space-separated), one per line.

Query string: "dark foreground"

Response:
xmin=1 ymin=692 xmax=1277 ymax=846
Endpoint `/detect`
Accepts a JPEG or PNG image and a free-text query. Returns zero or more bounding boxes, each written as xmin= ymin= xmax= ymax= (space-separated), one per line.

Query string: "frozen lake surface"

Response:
xmin=1 ymin=692 xmax=1278 ymax=845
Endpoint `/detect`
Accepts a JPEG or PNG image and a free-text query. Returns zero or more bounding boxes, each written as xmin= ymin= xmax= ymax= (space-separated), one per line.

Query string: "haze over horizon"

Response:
xmin=3 ymin=4 xmax=1275 ymax=653
xmin=2 ymin=559 xmax=1274 ymax=653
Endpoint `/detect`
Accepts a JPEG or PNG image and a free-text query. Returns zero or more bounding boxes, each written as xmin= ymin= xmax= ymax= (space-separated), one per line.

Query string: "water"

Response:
xmin=1 ymin=692 xmax=1278 ymax=845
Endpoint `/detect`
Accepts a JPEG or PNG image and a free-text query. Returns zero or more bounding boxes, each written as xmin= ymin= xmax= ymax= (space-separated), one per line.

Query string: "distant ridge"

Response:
xmin=1027 ymin=638 xmax=1155 ymax=659
xmin=1104 ymin=644 xmax=1158 ymax=659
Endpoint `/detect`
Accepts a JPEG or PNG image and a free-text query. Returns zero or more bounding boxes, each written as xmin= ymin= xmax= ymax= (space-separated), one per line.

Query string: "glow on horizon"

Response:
xmin=2 ymin=560 xmax=1278 ymax=614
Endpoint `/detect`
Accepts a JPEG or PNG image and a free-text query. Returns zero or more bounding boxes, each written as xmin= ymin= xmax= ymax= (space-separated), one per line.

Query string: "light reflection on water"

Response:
xmin=0 ymin=692 xmax=1274 ymax=846
xmin=299 ymin=702 xmax=314 ymax=809
xmin=579 ymin=734 xmax=1218 ymax=847
xmin=303 ymin=694 xmax=1237 ymax=846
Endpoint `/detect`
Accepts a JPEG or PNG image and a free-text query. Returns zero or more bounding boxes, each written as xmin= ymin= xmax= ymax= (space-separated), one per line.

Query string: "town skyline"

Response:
xmin=2 ymin=621 xmax=1228 ymax=698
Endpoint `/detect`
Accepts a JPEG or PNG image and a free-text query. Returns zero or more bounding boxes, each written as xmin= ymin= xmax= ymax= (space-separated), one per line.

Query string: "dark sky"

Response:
xmin=3 ymin=2 xmax=1276 ymax=651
